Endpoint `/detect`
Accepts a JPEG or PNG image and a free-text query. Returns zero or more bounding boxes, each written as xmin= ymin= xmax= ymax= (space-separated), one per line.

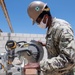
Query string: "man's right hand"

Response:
xmin=37 ymin=41 xmax=46 ymax=46
xmin=31 ymin=40 xmax=46 ymax=46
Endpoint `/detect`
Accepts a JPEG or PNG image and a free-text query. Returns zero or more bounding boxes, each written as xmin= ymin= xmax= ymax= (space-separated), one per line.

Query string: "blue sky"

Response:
xmin=0 ymin=0 xmax=75 ymax=35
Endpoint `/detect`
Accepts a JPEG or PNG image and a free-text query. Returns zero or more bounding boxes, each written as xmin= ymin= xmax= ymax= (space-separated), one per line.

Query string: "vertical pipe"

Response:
xmin=0 ymin=0 xmax=14 ymax=33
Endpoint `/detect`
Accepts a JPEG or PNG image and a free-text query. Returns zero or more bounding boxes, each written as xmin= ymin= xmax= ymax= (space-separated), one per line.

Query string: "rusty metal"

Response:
xmin=0 ymin=0 xmax=14 ymax=33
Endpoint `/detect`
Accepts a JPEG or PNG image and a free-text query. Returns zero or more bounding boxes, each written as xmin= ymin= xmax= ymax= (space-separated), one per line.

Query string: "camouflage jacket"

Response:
xmin=43 ymin=18 xmax=75 ymax=75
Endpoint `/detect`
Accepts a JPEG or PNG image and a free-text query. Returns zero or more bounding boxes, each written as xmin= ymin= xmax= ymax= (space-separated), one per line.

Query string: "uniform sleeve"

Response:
xmin=40 ymin=26 xmax=75 ymax=72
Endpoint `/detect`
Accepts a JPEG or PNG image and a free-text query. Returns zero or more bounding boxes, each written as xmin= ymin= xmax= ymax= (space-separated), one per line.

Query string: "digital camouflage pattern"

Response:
xmin=40 ymin=18 xmax=75 ymax=75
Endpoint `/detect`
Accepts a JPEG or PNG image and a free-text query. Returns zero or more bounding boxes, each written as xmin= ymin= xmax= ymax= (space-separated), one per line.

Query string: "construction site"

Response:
xmin=0 ymin=0 xmax=47 ymax=75
xmin=0 ymin=0 xmax=75 ymax=75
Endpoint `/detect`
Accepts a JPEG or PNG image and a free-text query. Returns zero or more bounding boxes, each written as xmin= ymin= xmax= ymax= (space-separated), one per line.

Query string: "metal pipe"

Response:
xmin=0 ymin=0 xmax=14 ymax=33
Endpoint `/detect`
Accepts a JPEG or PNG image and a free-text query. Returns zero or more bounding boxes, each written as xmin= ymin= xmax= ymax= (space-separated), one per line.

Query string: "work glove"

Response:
xmin=31 ymin=40 xmax=46 ymax=46
xmin=37 ymin=41 xmax=46 ymax=46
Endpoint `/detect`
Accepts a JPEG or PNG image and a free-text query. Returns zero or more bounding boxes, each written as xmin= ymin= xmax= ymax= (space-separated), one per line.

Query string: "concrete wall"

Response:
xmin=0 ymin=32 xmax=75 ymax=74
xmin=0 ymin=32 xmax=46 ymax=52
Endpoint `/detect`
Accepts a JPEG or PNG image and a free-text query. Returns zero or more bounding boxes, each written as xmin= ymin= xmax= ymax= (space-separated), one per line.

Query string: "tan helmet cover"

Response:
xmin=27 ymin=1 xmax=47 ymax=24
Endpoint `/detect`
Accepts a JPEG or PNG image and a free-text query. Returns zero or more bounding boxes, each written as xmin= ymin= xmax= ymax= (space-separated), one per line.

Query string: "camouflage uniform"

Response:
xmin=40 ymin=18 xmax=75 ymax=75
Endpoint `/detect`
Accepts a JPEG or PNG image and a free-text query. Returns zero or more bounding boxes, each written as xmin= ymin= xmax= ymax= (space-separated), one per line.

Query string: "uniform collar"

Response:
xmin=46 ymin=17 xmax=56 ymax=35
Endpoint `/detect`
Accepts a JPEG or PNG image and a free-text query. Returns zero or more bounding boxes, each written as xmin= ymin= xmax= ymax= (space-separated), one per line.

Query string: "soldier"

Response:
xmin=27 ymin=1 xmax=75 ymax=75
